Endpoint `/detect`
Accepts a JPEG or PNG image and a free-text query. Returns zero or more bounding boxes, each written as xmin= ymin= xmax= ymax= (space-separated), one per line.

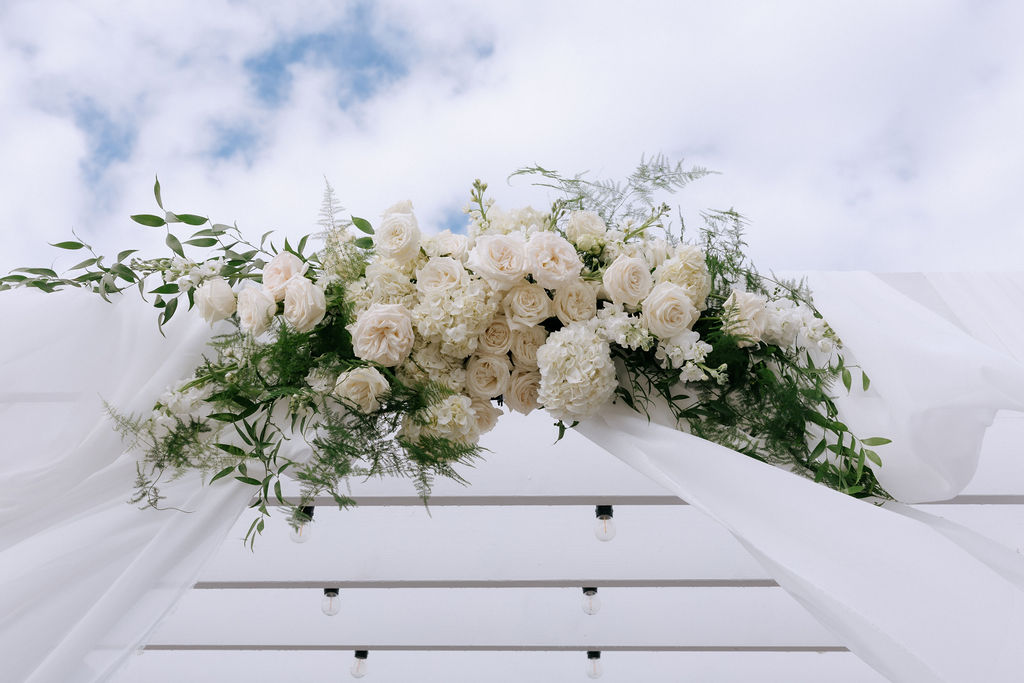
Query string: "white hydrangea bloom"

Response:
xmin=396 ymin=340 xmax=468 ymax=393
xmin=536 ymin=323 xmax=618 ymax=422
xmin=346 ymin=259 xmax=418 ymax=315
xmin=412 ymin=275 xmax=499 ymax=359
xmin=403 ymin=393 xmax=480 ymax=445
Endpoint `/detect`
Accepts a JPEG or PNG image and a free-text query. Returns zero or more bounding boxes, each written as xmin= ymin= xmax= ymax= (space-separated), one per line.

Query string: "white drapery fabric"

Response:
xmin=0 ymin=290 xmax=250 ymax=683
xmin=1 ymin=272 xmax=1023 ymax=682
xmin=577 ymin=271 xmax=1024 ymax=682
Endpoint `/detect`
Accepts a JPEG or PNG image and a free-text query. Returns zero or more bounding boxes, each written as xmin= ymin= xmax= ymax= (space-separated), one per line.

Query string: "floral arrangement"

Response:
xmin=1 ymin=157 xmax=890 ymax=544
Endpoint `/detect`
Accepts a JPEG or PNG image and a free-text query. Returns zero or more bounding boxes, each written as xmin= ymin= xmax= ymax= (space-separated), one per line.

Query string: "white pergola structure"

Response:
xmin=113 ymin=405 xmax=1024 ymax=682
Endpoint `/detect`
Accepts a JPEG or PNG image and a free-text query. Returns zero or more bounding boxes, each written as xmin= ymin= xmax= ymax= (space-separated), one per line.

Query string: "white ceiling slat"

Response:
xmin=144 ymin=587 xmax=841 ymax=648
xmin=113 ymin=650 xmax=888 ymax=683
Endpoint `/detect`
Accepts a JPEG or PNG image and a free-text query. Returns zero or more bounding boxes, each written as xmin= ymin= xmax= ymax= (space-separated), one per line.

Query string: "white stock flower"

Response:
xmin=654 ymin=329 xmax=711 ymax=370
xmin=553 ymin=280 xmax=598 ymax=325
xmin=536 ymin=323 xmax=617 ymax=422
xmin=416 ymin=256 xmax=466 ymax=295
xmin=641 ymin=282 xmax=699 ymax=338
xmin=349 ymin=303 xmax=416 ymax=367
xmin=333 ymin=367 xmax=389 ymax=413
xmin=375 ymin=200 xmax=421 ymax=264
xmin=236 ymin=286 xmax=277 ymax=335
xmin=723 ymin=290 xmax=769 ymax=347
xmin=654 ymin=245 xmax=711 ymax=309
xmin=510 ymin=325 xmax=548 ymax=369
xmin=467 ymin=233 xmax=528 ymax=290
xmin=195 ymin=277 xmax=236 ymax=324
xmin=283 ymin=277 xmax=327 ymax=333
xmin=465 ymin=354 xmax=512 ymax=399
xmin=593 ymin=303 xmax=653 ymax=351
xmin=502 ymin=282 xmax=552 ymax=330
xmin=602 ymin=255 xmax=653 ymax=307
xmin=525 ymin=231 xmax=582 ymax=290
xmin=504 ymin=368 xmax=541 ymax=415
xmin=422 ymin=230 xmax=469 ymax=260
xmin=762 ymin=299 xmax=804 ymax=348
xmin=477 ymin=315 xmax=513 ymax=355
xmin=263 ymin=251 xmax=306 ymax=301
xmin=565 ymin=210 xmax=607 ymax=249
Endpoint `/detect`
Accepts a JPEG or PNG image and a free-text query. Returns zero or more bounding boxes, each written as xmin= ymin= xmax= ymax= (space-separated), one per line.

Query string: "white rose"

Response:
xmin=423 ymin=230 xmax=468 ymax=260
xmin=471 ymin=396 xmax=503 ymax=435
xmin=654 ymin=245 xmax=711 ymax=309
xmin=467 ymin=234 xmax=528 ymax=290
xmin=643 ymin=238 xmax=671 ymax=269
xmin=333 ymin=367 xmax=389 ymax=413
xmin=375 ymin=200 xmax=421 ymax=264
xmin=553 ymin=280 xmax=597 ymax=325
xmin=416 ymin=256 xmax=466 ymax=295
xmin=477 ymin=315 xmax=513 ymax=355
xmin=565 ymin=210 xmax=607 ymax=246
xmin=525 ymin=231 xmax=583 ymax=290
xmin=465 ymin=353 xmax=512 ymax=399
xmin=602 ymin=255 xmax=653 ymax=307
xmin=195 ymin=277 xmax=236 ymax=324
xmin=283 ymin=277 xmax=327 ymax=333
xmin=510 ymin=325 xmax=548 ymax=369
xmin=349 ymin=303 xmax=416 ymax=367
xmin=504 ymin=368 xmax=541 ymax=415
xmin=723 ymin=290 xmax=769 ymax=347
xmin=263 ymin=251 xmax=306 ymax=302
xmin=236 ymin=286 xmax=277 ymax=335
xmin=641 ymin=282 xmax=699 ymax=338
xmin=502 ymin=282 xmax=552 ymax=330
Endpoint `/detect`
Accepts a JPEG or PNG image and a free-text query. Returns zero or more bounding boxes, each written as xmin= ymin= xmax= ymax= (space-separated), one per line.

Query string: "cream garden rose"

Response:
xmin=236 ymin=286 xmax=277 ymax=335
xmin=349 ymin=303 xmax=416 ymax=366
xmin=502 ymin=282 xmax=551 ymax=330
xmin=510 ymin=325 xmax=547 ymax=368
xmin=723 ymin=290 xmax=769 ymax=347
xmin=602 ymin=255 xmax=652 ymax=307
xmin=565 ymin=210 xmax=607 ymax=251
xmin=477 ymin=315 xmax=513 ymax=355
xmin=416 ymin=256 xmax=466 ymax=295
xmin=553 ymin=280 xmax=597 ymax=325
xmin=333 ymin=367 xmax=389 ymax=413
xmin=195 ymin=277 xmax=236 ymax=324
xmin=283 ymin=277 xmax=327 ymax=333
xmin=465 ymin=353 xmax=512 ymax=399
xmin=504 ymin=368 xmax=541 ymax=415
xmin=262 ymin=251 xmax=306 ymax=301
xmin=422 ymin=230 xmax=469 ymax=260
xmin=654 ymin=244 xmax=711 ymax=309
xmin=375 ymin=200 xmax=421 ymax=264
xmin=525 ymin=231 xmax=582 ymax=290
xmin=641 ymin=282 xmax=699 ymax=338
xmin=467 ymin=233 xmax=528 ymax=290
xmin=470 ymin=397 xmax=502 ymax=435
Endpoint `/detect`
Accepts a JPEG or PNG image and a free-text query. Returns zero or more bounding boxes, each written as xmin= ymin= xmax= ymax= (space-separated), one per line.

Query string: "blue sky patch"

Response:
xmin=438 ymin=205 xmax=469 ymax=234
xmin=71 ymin=99 xmax=135 ymax=182
xmin=210 ymin=123 xmax=259 ymax=162
xmin=245 ymin=4 xmax=407 ymax=107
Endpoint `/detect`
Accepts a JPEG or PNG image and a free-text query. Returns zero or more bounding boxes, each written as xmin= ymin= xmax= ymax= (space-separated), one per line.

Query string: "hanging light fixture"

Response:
xmin=350 ymin=650 xmax=369 ymax=678
xmin=581 ymin=587 xmax=600 ymax=615
xmin=594 ymin=505 xmax=615 ymax=542
xmin=289 ymin=505 xmax=315 ymax=543
xmin=585 ymin=651 xmax=603 ymax=679
xmin=321 ymin=588 xmax=340 ymax=616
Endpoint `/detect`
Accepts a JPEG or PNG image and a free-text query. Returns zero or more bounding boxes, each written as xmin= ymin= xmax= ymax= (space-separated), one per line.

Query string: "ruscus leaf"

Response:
xmin=50 ymin=241 xmax=83 ymax=250
xmin=351 ymin=216 xmax=374 ymax=234
xmin=131 ymin=214 xmax=166 ymax=227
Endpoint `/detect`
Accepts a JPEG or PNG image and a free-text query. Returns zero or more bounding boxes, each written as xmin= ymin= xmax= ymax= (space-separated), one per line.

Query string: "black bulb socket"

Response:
xmin=587 ymin=651 xmax=601 ymax=660
xmin=595 ymin=505 xmax=613 ymax=520
xmin=354 ymin=650 xmax=369 ymax=660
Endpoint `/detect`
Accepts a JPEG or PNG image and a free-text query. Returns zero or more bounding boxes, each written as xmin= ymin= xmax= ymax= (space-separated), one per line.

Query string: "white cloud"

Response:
xmin=1 ymin=0 xmax=1022 ymax=275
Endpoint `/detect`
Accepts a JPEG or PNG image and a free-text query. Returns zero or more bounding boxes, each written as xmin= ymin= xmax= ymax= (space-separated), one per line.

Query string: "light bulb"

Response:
xmin=321 ymin=588 xmax=340 ymax=616
xmin=289 ymin=505 xmax=316 ymax=543
xmin=586 ymin=651 xmax=603 ymax=679
xmin=594 ymin=505 xmax=615 ymax=542
xmin=582 ymin=587 xmax=600 ymax=615
xmin=351 ymin=650 xmax=368 ymax=678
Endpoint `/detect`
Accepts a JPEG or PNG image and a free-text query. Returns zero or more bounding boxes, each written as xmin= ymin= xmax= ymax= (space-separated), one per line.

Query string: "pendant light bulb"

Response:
xmin=289 ymin=505 xmax=315 ymax=544
xmin=321 ymin=588 xmax=340 ymax=616
xmin=582 ymin=587 xmax=600 ymax=615
xmin=594 ymin=505 xmax=616 ymax=542
xmin=586 ymin=651 xmax=603 ymax=679
xmin=351 ymin=650 xmax=369 ymax=678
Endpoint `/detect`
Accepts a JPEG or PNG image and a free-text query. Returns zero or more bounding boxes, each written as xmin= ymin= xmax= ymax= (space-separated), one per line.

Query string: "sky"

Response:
xmin=1 ymin=0 xmax=1022 ymax=276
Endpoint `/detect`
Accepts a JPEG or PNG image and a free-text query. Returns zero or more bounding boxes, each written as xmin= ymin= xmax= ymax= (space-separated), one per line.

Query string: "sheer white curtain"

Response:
xmin=0 ymin=289 xmax=252 ymax=683
xmin=577 ymin=272 xmax=1024 ymax=683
